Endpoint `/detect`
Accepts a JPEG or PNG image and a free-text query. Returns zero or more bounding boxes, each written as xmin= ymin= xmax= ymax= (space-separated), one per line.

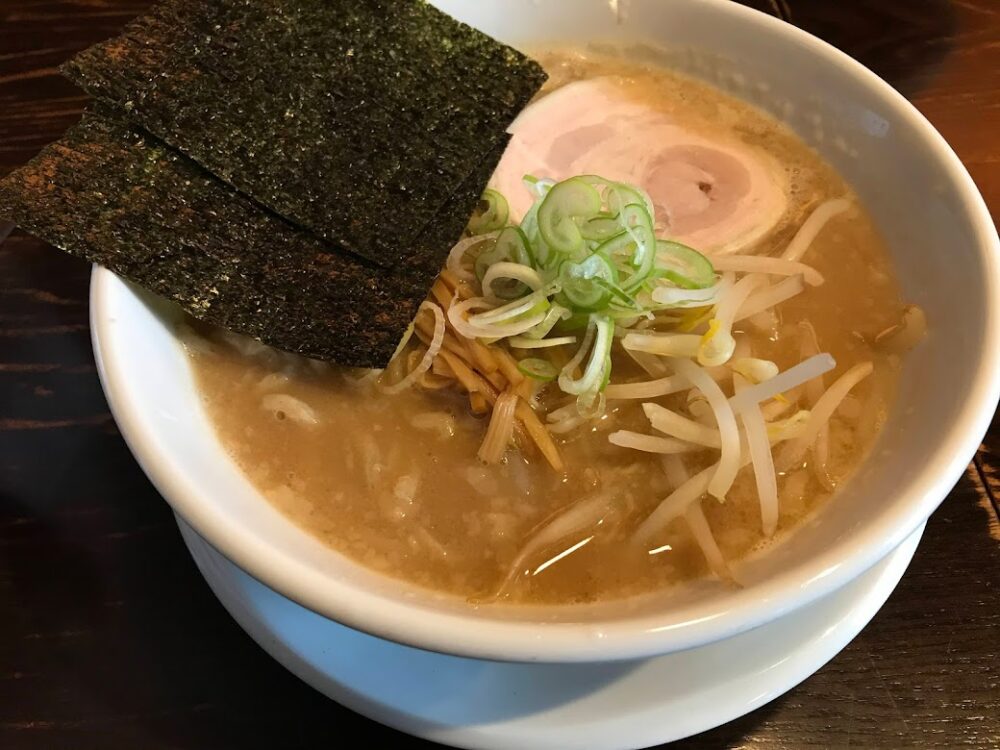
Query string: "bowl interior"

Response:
xmin=91 ymin=0 xmax=999 ymax=662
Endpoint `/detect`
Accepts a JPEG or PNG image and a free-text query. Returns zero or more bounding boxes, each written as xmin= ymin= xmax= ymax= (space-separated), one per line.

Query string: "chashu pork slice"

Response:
xmin=491 ymin=76 xmax=788 ymax=255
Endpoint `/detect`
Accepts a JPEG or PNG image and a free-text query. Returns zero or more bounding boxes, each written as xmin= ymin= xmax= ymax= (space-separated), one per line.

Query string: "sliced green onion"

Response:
xmin=653 ymin=240 xmax=716 ymax=289
xmin=505 ymin=226 xmax=535 ymax=267
xmin=508 ymin=335 xmax=578 ymax=349
xmin=518 ymin=200 xmax=552 ymax=268
xmin=475 ymin=226 xmax=535 ymax=282
xmin=482 ymin=261 xmax=544 ymax=304
xmin=559 ymin=315 xmax=614 ymax=396
xmin=450 ymin=298 xmax=548 ymax=339
xmin=523 ymin=174 xmax=555 ymax=200
xmin=599 ymin=358 xmax=613 ymax=389
xmin=607 ymin=308 xmax=652 ymax=322
xmin=618 ymin=203 xmax=657 ymax=292
xmin=606 ymin=181 xmax=654 ymax=217
xmin=580 ymin=213 xmax=623 ymax=241
xmin=471 ymin=286 xmax=552 ymax=325
xmin=518 ymin=357 xmax=559 ymax=381
xmin=537 ymin=177 xmax=602 ymax=254
xmin=558 ymin=319 xmax=596 ymax=391
xmin=594 ymin=230 xmax=636 ymax=264
xmin=522 ymin=303 xmax=571 ymax=339
xmin=576 ymin=388 xmax=607 ymax=419
xmin=468 ymin=188 xmax=509 ymax=235
xmin=594 ymin=277 xmax=636 ymax=308
xmin=444 ymin=175 xmax=716 ymax=403
xmin=554 ymin=311 xmax=592 ymax=333
xmin=447 ymin=231 xmax=499 ymax=282
xmin=559 ymin=254 xmax=618 ymax=311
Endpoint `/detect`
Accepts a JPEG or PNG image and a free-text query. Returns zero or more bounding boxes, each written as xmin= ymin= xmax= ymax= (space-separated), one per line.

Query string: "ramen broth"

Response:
xmin=182 ymin=50 xmax=906 ymax=605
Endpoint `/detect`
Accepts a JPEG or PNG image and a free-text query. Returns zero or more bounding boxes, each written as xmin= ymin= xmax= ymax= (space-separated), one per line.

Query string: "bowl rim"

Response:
xmin=90 ymin=0 xmax=1000 ymax=663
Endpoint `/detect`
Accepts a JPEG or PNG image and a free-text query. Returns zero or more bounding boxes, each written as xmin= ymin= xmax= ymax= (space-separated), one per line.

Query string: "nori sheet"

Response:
xmin=0 ymin=112 xmax=506 ymax=367
xmin=62 ymin=0 xmax=546 ymax=267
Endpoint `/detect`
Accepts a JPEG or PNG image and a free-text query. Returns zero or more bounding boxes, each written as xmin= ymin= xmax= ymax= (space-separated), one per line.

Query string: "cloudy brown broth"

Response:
xmin=182 ymin=50 xmax=906 ymax=605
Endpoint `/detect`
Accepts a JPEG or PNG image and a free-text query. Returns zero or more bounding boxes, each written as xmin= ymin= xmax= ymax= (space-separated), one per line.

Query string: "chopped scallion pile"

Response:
xmin=450 ymin=174 xmax=717 ymax=412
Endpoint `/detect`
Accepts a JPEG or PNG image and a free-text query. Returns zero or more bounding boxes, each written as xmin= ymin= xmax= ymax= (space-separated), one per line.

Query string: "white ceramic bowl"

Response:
xmin=91 ymin=0 xmax=999 ymax=663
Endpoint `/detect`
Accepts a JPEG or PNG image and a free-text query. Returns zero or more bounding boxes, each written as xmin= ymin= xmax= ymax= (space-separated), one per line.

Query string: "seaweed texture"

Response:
xmin=0 ymin=113 xmax=507 ymax=366
xmin=63 ymin=0 xmax=546 ymax=267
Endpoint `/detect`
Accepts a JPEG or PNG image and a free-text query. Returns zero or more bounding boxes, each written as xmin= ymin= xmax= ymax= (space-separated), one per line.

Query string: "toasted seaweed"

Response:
xmin=0 ymin=113 xmax=506 ymax=367
xmin=62 ymin=0 xmax=546 ymax=268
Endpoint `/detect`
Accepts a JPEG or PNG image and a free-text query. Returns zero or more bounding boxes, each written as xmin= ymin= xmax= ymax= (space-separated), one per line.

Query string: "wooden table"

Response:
xmin=1 ymin=2 xmax=997 ymax=747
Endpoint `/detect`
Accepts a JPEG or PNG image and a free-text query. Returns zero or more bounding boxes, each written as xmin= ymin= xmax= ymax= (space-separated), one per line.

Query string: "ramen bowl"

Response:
xmin=91 ymin=0 xmax=999 ymax=664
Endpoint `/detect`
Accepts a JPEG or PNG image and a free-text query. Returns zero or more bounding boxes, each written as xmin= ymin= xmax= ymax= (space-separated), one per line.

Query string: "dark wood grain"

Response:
xmin=1 ymin=1 xmax=998 ymax=749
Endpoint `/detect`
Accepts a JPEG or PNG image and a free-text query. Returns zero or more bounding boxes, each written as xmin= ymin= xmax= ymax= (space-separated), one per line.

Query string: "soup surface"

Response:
xmin=183 ymin=49 xmax=907 ymax=605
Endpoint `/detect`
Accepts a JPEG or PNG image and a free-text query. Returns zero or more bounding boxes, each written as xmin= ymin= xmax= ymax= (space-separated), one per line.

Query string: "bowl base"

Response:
xmin=177 ymin=516 xmax=923 ymax=750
